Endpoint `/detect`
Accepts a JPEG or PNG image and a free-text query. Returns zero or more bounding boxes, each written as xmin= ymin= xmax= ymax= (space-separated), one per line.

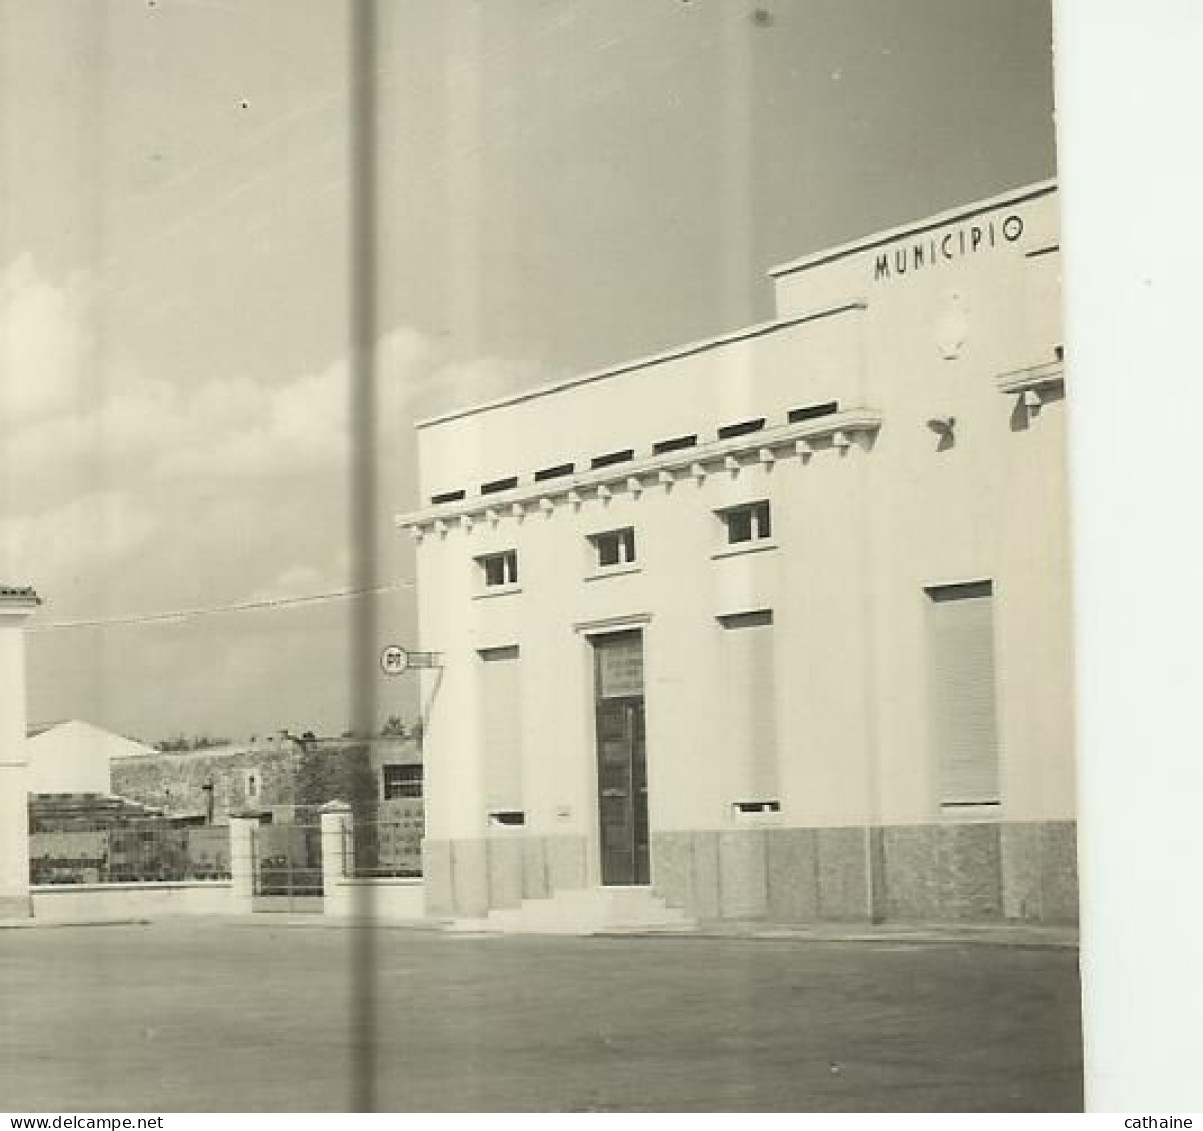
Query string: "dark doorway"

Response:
xmin=592 ymin=630 xmax=650 ymax=886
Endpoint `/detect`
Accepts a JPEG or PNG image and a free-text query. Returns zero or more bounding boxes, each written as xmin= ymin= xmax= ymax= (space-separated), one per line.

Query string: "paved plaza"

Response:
xmin=0 ymin=920 xmax=1082 ymax=1112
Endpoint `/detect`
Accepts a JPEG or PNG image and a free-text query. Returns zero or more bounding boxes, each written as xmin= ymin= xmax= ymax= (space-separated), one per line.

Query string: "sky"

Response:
xmin=0 ymin=0 xmax=1056 ymax=744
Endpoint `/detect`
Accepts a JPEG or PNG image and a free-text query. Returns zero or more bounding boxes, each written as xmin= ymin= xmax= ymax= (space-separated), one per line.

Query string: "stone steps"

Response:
xmin=470 ymin=886 xmax=695 ymax=936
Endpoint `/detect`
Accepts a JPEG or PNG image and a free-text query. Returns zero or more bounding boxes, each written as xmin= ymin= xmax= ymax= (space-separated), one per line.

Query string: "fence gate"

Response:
xmin=251 ymin=823 xmax=323 ymax=913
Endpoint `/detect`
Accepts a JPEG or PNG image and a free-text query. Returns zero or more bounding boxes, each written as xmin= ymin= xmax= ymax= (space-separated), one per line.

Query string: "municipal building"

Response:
xmin=397 ymin=181 xmax=1075 ymax=930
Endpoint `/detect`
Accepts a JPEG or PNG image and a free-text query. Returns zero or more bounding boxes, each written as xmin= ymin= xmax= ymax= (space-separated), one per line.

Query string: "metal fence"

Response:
xmin=252 ymin=823 xmax=323 ymax=902
xmin=30 ymin=824 xmax=230 ymax=885
xmin=349 ymin=811 xmax=423 ymax=879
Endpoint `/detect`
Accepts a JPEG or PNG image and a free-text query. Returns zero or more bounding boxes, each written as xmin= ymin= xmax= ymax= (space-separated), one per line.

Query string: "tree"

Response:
xmin=380 ymin=715 xmax=408 ymax=738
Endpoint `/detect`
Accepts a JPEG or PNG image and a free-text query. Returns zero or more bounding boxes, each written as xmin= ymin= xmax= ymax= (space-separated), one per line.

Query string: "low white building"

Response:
xmin=26 ymin=719 xmax=155 ymax=796
xmin=397 ymin=182 xmax=1074 ymax=928
xmin=1 ymin=584 xmax=40 ymax=918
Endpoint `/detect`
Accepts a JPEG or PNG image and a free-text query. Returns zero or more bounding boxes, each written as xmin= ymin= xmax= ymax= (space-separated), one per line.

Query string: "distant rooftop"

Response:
xmin=1 ymin=584 xmax=40 ymax=604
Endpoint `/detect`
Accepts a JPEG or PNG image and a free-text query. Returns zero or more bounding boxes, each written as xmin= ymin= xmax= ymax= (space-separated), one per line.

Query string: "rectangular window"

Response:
xmin=590 ymin=527 xmax=636 ymax=568
xmin=477 ymin=550 xmax=518 ymax=588
xmin=479 ymin=645 xmax=523 ymax=815
xmin=652 ymin=433 xmax=698 ymax=455
xmin=926 ymin=581 xmax=1000 ymax=809
xmin=430 ymin=488 xmax=466 ymax=505
xmin=381 ymin=764 xmax=423 ymax=800
xmin=787 ymin=400 xmax=839 ymax=423
xmin=596 ymin=632 xmax=644 ymax=699
xmin=717 ymin=417 xmax=765 ymax=440
xmin=534 ymin=462 xmax=575 ymax=482
xmin=480 ymin=475 xmax=519 ymax=495
xmin=718 ymin=610 xmax=778 ymax=804
xmin=718 ymin=500 xmax=772 ymax=545
xmin=590 ymin=449 xmax=634 ymax=470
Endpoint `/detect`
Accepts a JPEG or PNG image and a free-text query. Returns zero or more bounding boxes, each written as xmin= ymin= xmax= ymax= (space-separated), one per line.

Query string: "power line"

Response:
xmin=28 ymin=581 xmax=413 ymax=632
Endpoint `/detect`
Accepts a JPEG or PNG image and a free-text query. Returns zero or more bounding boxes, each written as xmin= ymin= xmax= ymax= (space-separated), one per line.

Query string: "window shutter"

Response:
xmin=719 ymin=611 xmax=778 ymax=801
xmin=927 ymin=583 xmax=1000 ymax=806
xmin=479 ymin=646 xmax=523 ymax=811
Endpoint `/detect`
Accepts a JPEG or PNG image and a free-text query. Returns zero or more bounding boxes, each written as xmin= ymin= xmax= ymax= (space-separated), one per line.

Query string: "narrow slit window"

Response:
xmin=430 ymin=489 xmax=466 ymax=505
xmin=717 ymin=418 xmax=765 ymax=440
xmin=481 ymin=475 xmax=519 ymax=495
xmin=534 ymin=462 xmax=575 ymax=482
xmin=787 ymin=401 xmax=839 ymax=424
xmin=590 ymin=449 xmax=634 ymax=470
xmin=652 ymin=434 xmax=698 ymax=455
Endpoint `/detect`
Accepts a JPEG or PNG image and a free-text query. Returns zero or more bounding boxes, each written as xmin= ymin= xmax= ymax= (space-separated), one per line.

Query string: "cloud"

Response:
xmin=0 ymin=255 xmax=96 ymax=426
xmin=1 ymin=256 xmax=554 ymax=613
xmin=0 ymin=490 xmax=157 ymax=584
xmin=244 ymin=561 xmax=343 ymax=604
xmin=398 ymin=352 xmax=552 ymax=423
xmin=3 ymin=255 xmax=554 ymax=738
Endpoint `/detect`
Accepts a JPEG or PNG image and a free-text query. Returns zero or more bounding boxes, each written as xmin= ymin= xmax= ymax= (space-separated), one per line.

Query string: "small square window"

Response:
xmin=590 ymin=527 xmax=636 ymax=568
xmin=718 ymin=501 xmax=772 ymax=545
xmin=478 ymin=550 xmax=519 ymax=587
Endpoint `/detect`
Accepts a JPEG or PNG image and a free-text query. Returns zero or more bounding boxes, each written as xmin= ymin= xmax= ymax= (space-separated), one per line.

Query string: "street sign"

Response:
xmin=380 ymin=645 xmax=409 ymax=676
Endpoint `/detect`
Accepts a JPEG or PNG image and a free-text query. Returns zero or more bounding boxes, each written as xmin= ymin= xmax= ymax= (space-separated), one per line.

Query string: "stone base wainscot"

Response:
xmin=422 ymin=822 xmax=1077 ymax=926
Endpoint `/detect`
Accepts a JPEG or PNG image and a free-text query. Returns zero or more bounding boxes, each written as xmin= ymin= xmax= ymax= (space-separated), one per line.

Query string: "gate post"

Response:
xmin=0 ymin=587 xmax=39 ymax=919
xmin=229 ymin=811 xmax=264 ymax=913
xmin=320 ymin=801 xmax=354 ymax=918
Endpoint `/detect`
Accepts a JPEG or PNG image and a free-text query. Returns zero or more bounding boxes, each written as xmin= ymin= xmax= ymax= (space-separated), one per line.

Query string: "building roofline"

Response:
xmin=413 ymin=299 xmax=867 ymax=431
xmin=26 ymin=719 xmax=157 ymax=748
xmin=767 ymin=179 xmax=1058 ymax=280
xmin=396 ymin=406 xmax=883 ymax=530
xmin=0 ymin=585 xmax=41 ymax=608
xmin=411 ymin=181 xmax=1056 ymax=434
xmin=109 ymin=734 xmax=422 ymax=763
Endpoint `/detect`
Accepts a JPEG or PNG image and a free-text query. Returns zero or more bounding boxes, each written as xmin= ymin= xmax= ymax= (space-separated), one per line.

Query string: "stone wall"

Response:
xmin=113 ymin=745 xmax=288 ymax=820
xmin=111 ymin=737 xmax=421 ymax=823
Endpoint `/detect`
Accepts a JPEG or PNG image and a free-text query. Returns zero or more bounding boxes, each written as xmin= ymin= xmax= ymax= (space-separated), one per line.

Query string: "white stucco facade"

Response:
xmin=1 ymin=586 xmax=40 ymax=917
xmin=398 ymin=182 xmax=1075 ymax=926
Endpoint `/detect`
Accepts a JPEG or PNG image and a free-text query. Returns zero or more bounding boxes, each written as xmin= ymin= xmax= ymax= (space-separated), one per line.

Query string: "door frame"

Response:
xmin=593 ymin=689 xmax=649 ymax=886
xmin=573 ymin=613 xmax=654 ymax=888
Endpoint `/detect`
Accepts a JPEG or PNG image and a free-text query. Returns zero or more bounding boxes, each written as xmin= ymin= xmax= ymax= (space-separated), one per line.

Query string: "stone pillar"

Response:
xmin=0 ymin=588 xmax=40 ymax=919
xmin=228 ymin=812 xmax=264 ymax=913
xmin=320 ymin=801 xmax=353 ymax=917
